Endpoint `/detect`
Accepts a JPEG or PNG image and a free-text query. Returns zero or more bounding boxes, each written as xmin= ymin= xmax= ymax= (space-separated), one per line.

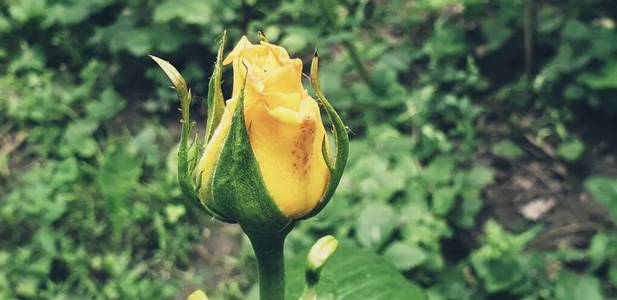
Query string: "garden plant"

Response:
xmin=2 ymin=0 xmax=617 ymax=299
xmin=152 ymin=33 xmax=349 ymax=299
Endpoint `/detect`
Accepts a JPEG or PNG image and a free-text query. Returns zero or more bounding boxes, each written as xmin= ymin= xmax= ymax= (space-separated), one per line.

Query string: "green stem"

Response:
xmin=342 ymin=40 xmax=380 ymax=94
xmin=300 ymin=287 xmax=316 ymax=300
xmin=245 ymin=227 xmax=293 ymax=300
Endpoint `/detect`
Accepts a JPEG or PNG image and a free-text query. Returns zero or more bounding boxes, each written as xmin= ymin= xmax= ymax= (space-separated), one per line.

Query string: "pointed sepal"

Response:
xmin=304 ymin=52 xmax=350 ymax=219
xmin=204 ymin=30 xmax=227 ymax=144
xmin=150 ymin=55 xmax=230 ymax=222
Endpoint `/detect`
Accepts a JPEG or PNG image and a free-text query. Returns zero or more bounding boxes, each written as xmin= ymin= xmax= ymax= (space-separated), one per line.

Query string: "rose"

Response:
xmin=152 ymin=34 xmax=348 ymax=234
xmin=152 ymin=32 xmax=349 ymax=300
xmin=196 ymin=36 xmax=331 ymax=222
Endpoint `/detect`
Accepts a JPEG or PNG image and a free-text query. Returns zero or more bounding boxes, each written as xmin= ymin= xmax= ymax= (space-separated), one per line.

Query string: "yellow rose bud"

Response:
xmin=153 ymin=33 xmax=348 ymax=233
xmin=196 ymin=36 xmax=330 ymax=219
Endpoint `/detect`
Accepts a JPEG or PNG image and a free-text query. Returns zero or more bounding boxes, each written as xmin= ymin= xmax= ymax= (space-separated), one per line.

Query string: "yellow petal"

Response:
xmin=246 ymin=95 xmax=330 ymax=218
xmin=196 ymin=97 xmax=239 ymax=201
xmin=262 ymin=91 xmax=301 ymax=111
xmin=260 ymin=40 xmax=292 ymax=62
xmin=222 ymin=35 xmax=253 ymax=65
xmin=265 ymin=106 xmax=303 ymax=125
xmin=263 ymin=59 xmax=303 ymax=94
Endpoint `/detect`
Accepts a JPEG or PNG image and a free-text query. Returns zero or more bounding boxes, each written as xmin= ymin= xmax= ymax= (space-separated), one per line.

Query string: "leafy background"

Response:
xmin=1 ymin=0 xmax=617 ymax=299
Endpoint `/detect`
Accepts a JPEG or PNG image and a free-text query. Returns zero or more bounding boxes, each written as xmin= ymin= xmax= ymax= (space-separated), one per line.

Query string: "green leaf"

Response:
xmin=454 ymin=197 xmax=482 ymax=229
xmin=464 ymin=166 xmax=494 ymax=188
xmin=34 ymin=228 xmax=57 ymax=254
xmin=343 ymin=154 xmax=405 ymax=202
xmin=580 ymin=62 xmax=617 ymax=90
xmin=609 ymin=264 xmax=617 ymax=287
xmin=471 ymin=254 xmax=524 ymax=293
xmin=124 ymin=29 xmax=153 ymax=56
xmin=43 ymin=1 xmax=112 ymax=26
xmin=52 ymin=157 xmax=79 ymax=185
xmin=15 ymin=277 xmax=39 ymax=298
xmin=584 ymin=176 xmax=617 ymax=223
xmin=60 ymin=120 xmax=99 ymax=158
xmin=86 ymin=87 xmax=125 ymax=121
xmin=422 ymin=155 xmax=455 ymax=185
xmin=558 ymin=139 xmax=584 ymax=162
xmin=492 ymin=140 xmax=523 ymax=159
xmin=280 ymin=27 xmax=317 ymax=53
xmin=401 ymin=203 xmax=452 ymax=248
xmin=555 ymin=272 xmax=603 ymax=300
xmin=153 ymin=0 xmax=212 ymax=25
xmin=7 ymin=0 xmax=45 ymax=23
xmin=97 ymin=144 xmax=142 ymax=203
xmin=355 ymin=203 xmax=397 ymax=250
xmin=562 ymin=20 xmax=589 ymax=41
xmin=96 ymin=144 xmax=142 ymax=235
xmin=383 ymin=242 xmax=427 ymax=271
xmin=587 ymin=233 xmax=609 ymax=271
xmin=470 ymin=220 xmax=541 ymax=293
xmin=432 ymin=186 xmax=457 ymax=216
xmin=480 ymin=18 xmax=513 ymax=51
xmin=286 ymin=242 xmax=426 ymax=300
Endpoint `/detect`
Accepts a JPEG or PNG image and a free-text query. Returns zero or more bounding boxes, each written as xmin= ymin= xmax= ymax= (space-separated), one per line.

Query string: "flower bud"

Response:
xmin=153 ymin=34 xmax=348 ymax=233
xmin=187 ymin=290 xmax=209 ymax=300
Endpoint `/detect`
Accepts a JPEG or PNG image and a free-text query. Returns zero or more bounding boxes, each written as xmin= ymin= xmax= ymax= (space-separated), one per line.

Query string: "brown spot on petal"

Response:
xmin=289 ymin=116 xmax=318 ymax=179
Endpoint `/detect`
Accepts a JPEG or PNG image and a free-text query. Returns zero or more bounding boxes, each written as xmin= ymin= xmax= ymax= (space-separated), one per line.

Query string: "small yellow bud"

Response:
xmin=186 ymin=290 xmax=209 ymax=300
xmin=307 ymin=235 xmax=338 ymax=272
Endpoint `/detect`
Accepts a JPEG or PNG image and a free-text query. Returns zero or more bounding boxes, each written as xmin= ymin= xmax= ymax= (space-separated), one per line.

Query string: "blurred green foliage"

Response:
xmin=2 ymin=0 xmax=617 ymax=299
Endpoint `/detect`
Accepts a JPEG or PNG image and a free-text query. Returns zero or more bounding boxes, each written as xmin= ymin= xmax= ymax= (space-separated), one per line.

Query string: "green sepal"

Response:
xmin=321 ymin=135 xmax=334 ymax=173
xmin=150 ymin=55 xmax=231 ymax=222
xmin=204 ymin=30 xmax=227 ymax=144
xmin=304 ymin=52 xmax=350 ymax=219
xmin=210 ymin=79 xmax=292 ymax=233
